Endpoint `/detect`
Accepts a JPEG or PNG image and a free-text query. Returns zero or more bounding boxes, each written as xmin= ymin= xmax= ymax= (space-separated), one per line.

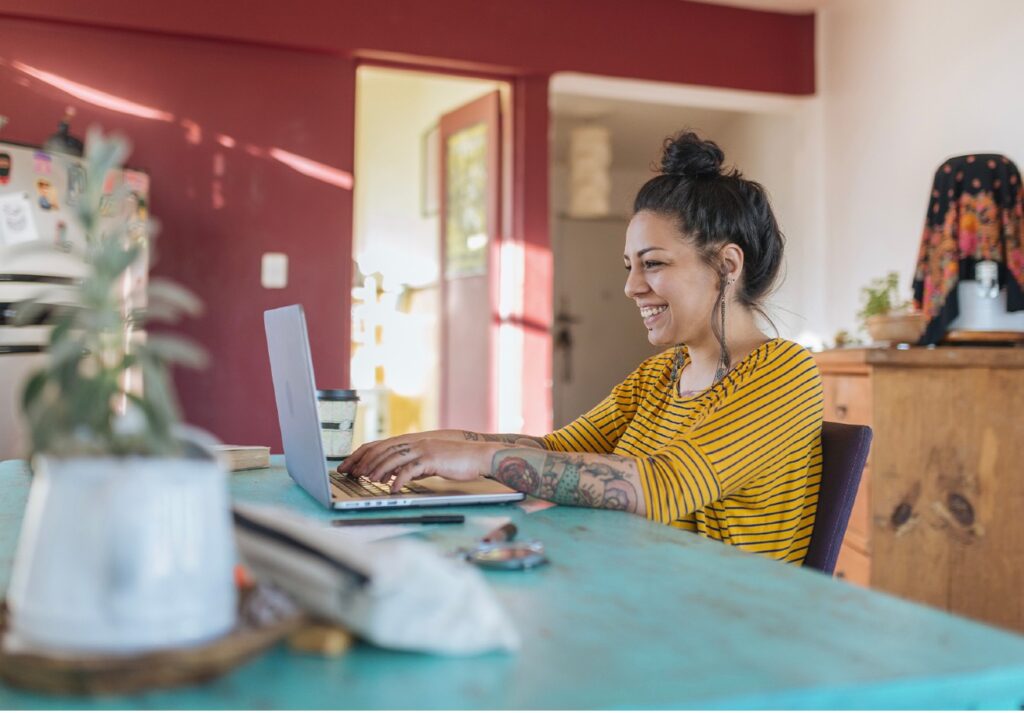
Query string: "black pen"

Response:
xmin=331 ymin=514 xmax=465 ymax=526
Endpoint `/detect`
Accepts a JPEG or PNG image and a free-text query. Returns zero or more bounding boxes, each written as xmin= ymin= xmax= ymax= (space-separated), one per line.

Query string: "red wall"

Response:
xmin=0 ymin=0 xmax=815 ymax=94
xmin=0 ymin=2 xmax=814 ymax=447
xmin=0 ymin=18 xmax=353 ymax=448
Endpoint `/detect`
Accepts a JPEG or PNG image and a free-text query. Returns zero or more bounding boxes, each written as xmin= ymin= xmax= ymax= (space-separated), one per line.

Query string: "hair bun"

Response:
xmin=660 ymin=131 xmax=725 ymax=179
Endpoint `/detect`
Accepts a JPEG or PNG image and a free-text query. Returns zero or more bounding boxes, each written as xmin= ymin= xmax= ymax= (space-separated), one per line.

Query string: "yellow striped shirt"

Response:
xmin=542 ymin=338 xmax=822 ymax=564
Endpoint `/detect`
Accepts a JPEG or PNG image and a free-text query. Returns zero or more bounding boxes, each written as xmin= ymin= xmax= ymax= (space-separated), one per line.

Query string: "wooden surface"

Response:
xmin=816 ymin=347 xmax=1024 ymax=633
xmin=0 ymin=586 xmax=304 ymax=696
xmin=944 ymin=330 xmax=1024 ymax=344
xmin=814 ymin=345 xmax=1024 ymax=369
xmin=3 ymin=459 xmax=1024 ymax=708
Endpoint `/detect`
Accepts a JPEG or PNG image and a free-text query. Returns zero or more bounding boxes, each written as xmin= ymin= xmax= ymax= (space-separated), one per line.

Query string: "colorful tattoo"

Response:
xmin=552 ymin=457 xmax=582 ymax=502
xmin=494 ymin=456 xmax=541 ymax=493
xmin=491 ymin=449 xmax=642 ymax=514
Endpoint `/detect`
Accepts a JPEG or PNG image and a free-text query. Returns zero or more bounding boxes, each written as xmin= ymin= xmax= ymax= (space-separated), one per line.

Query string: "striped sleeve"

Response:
xmin=541 ymin=351 xmax=668 ymax=454
xmin=638 ymin=342 xmax=823 ymax=524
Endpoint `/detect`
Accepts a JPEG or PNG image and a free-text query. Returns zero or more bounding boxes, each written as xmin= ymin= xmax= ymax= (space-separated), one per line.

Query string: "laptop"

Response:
xmin=264 ymin=304 xmax=525 ymax=510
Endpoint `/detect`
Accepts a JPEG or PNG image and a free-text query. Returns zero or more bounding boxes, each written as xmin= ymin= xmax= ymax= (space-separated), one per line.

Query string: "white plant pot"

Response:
xmin=6 ymin=456 xmax=237 ymax=653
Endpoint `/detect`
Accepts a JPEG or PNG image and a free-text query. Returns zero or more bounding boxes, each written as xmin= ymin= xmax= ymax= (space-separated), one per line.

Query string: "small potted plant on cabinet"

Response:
xmin=7 ymin=129 xmax=237 ymax=653
xmin=857 ymin=271 xmax=927 ymax=345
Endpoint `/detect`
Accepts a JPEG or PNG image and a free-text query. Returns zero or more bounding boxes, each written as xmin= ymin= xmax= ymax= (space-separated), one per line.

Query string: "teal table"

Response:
xmin=3 ymin=459 xmax=1024 ymax=709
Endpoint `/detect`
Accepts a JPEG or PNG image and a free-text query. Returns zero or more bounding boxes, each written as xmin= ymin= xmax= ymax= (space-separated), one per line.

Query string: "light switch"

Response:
xmin=261 ymin=252 xmax=288 ymax=289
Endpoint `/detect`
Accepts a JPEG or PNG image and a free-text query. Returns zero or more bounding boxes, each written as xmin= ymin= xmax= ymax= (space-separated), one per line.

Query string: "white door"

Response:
xmin=551 ymin=217 xmax=658 ymax=428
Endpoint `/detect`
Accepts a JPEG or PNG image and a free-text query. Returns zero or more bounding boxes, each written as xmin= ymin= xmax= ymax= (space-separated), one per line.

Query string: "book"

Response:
xmin=215 ymin=445 xmax=271 ymax=472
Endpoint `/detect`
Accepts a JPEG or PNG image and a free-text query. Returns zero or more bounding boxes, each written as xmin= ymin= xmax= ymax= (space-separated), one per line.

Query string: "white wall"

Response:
xmin=819 ymin=0 xmax=1024 ymax=337
xmin=722 ymin=106 xmax=826 ymax=343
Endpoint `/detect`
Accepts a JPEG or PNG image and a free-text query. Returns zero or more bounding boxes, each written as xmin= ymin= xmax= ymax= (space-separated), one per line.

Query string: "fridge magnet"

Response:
xmin=66 ymin=163 xmax=86 ymax=206
xmin=124 ymin=169 xmax=149 ymax=196
xmin=55 ymin=220 xmax=71 ymax=252
xmin=36 ymin=178 xmax=59 ymax=211
xmin=0 ymin=153 xmax=11 ymax=185
xmin=0 ymin=192 xmax=40 ymax=246
xmin=33 ymin=151 xmax=52 ymax=175
xmin=129 ymin=191 xmax=148 ymax=222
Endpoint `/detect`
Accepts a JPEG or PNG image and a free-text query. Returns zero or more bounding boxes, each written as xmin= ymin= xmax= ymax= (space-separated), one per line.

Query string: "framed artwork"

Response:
xmin=421 ymin=123 xmax=439 ymax=217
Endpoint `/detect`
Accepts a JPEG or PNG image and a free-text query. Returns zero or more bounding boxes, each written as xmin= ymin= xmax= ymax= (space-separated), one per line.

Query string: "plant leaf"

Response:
xmin=21 ymin=371 xmax=48 ymax=411
xmin=146 ymin=279 xmax=204 ymax=319
xmin=138 ymin=334 xmax=208 ymax=369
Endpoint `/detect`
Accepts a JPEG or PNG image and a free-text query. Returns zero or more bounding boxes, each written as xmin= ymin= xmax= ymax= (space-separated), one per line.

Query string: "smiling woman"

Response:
xmin=340 ymin=132 xmax=823 ymax=565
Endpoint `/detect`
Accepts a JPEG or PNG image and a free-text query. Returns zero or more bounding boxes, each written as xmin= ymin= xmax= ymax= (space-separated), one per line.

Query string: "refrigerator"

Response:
xmin=0 ymin=140 xmax=149 ymax=458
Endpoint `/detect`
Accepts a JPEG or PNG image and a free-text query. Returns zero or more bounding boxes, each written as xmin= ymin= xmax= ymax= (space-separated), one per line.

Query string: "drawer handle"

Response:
xmin=835 ymin=404 xmax=848 ymax=418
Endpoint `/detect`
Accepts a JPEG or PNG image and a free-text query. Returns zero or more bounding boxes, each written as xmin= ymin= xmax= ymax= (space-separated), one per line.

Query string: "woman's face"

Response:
xmin=623 ymin=211 xmax=720 ymax=347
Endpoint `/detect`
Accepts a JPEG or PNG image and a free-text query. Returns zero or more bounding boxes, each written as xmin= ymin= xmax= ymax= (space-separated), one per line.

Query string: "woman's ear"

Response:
xmin=720 ymin=243 xmax=744 ymax=285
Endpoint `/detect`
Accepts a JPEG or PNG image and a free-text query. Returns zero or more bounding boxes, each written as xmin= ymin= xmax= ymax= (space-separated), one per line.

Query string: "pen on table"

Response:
xmin=331 ymin=514 xmax=465 ymax=527
xmin=481 ymin=522 xmax=517 ymax=543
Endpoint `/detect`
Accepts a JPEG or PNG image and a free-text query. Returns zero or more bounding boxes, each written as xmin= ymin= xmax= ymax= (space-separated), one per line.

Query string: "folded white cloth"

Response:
xmin=233 ymin=503 xmax=519 ymax=655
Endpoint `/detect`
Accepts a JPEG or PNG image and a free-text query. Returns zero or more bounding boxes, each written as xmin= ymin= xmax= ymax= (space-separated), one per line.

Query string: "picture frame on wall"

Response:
xmin=421 ymin=123 xmax=439 ymax=217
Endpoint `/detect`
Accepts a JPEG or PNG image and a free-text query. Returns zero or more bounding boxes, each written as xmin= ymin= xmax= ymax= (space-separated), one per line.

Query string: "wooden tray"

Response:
xmin=944 ymin=330 xmax=1024 ymax=345
xmin=0 ymin=585 xmax=305 ymax=696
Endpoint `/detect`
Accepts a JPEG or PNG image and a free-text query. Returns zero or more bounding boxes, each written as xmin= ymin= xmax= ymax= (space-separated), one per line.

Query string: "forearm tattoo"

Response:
xmin=493 ymin=456 xmax=541 ymax=493
xmin=552 ymin=458 xmax=581 ymax=503
xmin=463 ymin=431 xmax=545 ymax=448
xmin=490 ymin=448 xmax=642 ymax=514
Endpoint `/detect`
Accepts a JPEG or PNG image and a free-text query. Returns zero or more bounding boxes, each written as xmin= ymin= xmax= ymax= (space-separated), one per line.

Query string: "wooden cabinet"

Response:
xmin=815 ymin=347 xmax=1024 ymax=634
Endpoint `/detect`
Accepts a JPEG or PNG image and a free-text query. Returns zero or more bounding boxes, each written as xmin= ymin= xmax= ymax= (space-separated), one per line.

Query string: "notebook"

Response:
xmin=264 ymin=304 xmax=525 ymax=510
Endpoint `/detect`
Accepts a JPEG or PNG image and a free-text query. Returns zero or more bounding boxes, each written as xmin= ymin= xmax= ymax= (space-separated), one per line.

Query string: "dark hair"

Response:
xmin=633 ymin=131 xmax=785 ymax=321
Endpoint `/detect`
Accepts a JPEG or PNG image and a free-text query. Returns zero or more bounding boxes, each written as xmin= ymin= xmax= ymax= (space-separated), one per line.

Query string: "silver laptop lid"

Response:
xmin=264 ymin=304 xmax=332 ymax=507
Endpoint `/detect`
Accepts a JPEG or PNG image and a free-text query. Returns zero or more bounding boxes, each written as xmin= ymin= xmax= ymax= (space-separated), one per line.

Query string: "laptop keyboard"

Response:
xmin=329 ymin=472 xmax=432 ymax=498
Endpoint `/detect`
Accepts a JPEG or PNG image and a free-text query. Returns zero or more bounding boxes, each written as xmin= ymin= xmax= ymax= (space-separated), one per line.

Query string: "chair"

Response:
xmin=803 ymin=421 xmax=873 ymax=574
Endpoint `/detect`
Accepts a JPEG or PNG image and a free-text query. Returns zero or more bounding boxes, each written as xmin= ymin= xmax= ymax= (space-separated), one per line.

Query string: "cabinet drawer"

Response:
xmin=834 ymin=542 xmax=871 ymax=587
xmin=823 ymin=375 xmax=872 ymax=426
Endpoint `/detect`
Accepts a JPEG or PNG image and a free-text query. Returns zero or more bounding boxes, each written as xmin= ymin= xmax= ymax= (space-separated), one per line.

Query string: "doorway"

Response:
xmin=352 ymin=66 xmax=508 ymax=440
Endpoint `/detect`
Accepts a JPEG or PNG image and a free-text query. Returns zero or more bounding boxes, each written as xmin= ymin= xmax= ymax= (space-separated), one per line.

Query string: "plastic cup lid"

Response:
xmin=315 ymin=389 xmax=360 ymax=401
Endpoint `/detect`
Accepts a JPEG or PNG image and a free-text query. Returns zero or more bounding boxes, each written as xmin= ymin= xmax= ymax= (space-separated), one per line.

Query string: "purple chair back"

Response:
xmin=803 ymin=421 xmax=873 ymax=574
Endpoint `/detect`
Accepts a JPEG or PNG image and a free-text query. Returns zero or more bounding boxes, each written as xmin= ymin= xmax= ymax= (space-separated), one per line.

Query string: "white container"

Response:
xmin=948 ymin=265 xmax=1024 ymax=333
xmin=316 ymin=389 xmax=359 ymax=459
xmin=6 ymin=456 xmax=237 ymax=653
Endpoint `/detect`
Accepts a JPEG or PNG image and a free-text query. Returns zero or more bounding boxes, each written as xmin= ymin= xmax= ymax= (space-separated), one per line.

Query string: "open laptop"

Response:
xmin=264 ymin=304 xmax=525 ymax=510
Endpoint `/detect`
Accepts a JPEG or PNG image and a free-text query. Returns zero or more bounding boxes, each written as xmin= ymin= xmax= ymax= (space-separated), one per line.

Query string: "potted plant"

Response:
xmin=6 ymin=129 xmax=237 ymax=653
xmin=857 ymin=271 xmax=927 ymax=344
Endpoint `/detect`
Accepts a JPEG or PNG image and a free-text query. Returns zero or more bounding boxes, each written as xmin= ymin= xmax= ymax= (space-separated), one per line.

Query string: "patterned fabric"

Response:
xmin=542 ymin=339 xmax=822 ymax=564
xmin=913 ymin=154 xmax=1024 ymax=344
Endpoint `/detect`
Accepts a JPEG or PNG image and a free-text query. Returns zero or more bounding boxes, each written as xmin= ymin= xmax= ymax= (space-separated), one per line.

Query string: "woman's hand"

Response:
xmin=336 ymin=430 xmax=462 ymax=473
xmin=338 ymin=438 xmax=504 ymax=494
